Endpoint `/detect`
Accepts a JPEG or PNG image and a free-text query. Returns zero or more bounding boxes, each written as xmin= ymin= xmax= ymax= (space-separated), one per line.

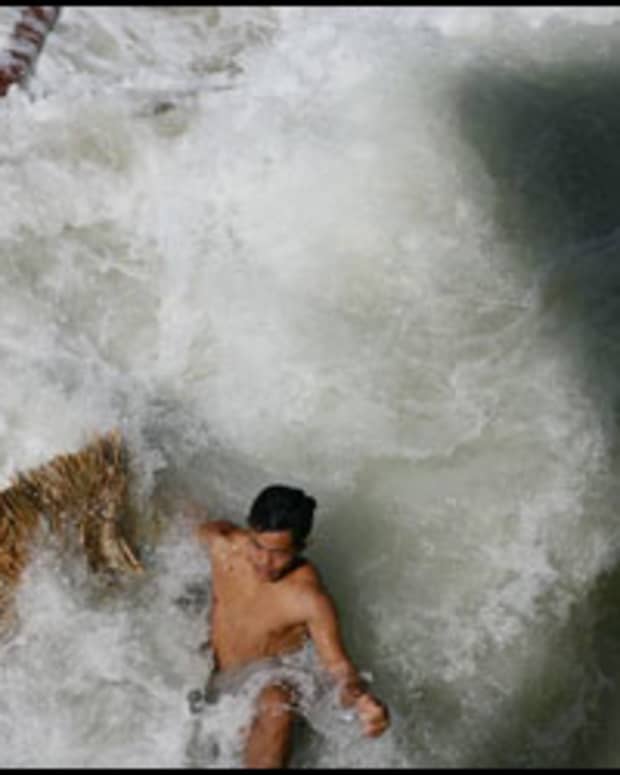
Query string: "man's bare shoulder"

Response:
xmin=194 ymin=519 xmax=244 ymax=546
xmin=284 ymin=560 xmax=331 ymax=607
xmin=288 ymin=558 xmax=322 ymax=586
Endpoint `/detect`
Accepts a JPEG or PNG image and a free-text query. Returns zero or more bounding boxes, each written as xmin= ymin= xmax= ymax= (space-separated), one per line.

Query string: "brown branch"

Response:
xmin=0 ymin=430 xmax=144 ymax=631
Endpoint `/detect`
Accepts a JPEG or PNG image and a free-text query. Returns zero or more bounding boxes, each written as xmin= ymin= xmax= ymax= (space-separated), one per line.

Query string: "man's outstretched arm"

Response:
xmin=303 ymin=585 xmax=389 ymax=737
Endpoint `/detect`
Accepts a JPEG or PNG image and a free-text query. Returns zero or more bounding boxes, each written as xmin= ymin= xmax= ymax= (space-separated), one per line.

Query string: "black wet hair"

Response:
xmin=247 ymin=484 xmax=316 ymax=549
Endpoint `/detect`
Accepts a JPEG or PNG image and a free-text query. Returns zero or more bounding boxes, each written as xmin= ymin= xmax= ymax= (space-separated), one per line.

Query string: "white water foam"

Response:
xmin=2 ymin=5 xmax=620 ymax=767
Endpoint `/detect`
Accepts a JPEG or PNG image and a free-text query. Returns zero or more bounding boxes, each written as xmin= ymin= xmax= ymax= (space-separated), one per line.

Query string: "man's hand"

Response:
xmin=356 ymin=692 xmax=390 ymax=737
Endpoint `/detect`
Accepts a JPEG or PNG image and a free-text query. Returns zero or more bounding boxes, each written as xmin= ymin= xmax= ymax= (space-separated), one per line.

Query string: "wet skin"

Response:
xmin=186 ymin=503 xmax=389 ymax=768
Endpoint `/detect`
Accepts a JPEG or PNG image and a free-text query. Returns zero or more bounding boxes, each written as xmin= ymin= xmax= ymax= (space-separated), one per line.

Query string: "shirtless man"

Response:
xmin=186 ymin=484 xmax=389 ymax=768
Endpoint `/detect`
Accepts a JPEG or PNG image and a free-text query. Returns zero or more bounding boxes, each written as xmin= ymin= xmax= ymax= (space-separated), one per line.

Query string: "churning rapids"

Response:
xmin=3 ymin=6 xmax=620 ymax=768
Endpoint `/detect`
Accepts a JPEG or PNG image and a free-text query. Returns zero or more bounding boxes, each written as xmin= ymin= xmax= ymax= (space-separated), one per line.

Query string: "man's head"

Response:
xmin=246 ymin=485 xmax=316 ymax=581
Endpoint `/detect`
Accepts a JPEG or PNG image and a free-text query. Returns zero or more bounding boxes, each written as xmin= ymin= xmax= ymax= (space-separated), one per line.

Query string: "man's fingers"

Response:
xmin=363 ymin=717 xmax=389 ymax=737
xmin=357 ymin=694 xmax=389 ymax=737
